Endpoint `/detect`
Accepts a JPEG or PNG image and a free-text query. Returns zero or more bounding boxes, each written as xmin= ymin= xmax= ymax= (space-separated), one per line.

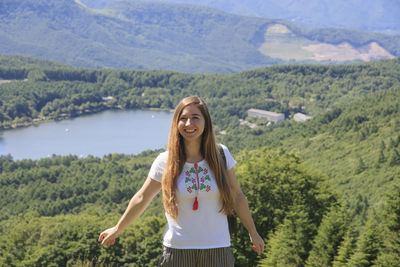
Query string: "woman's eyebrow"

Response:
xmin=181 ymin=112 xmax=201 ymax=117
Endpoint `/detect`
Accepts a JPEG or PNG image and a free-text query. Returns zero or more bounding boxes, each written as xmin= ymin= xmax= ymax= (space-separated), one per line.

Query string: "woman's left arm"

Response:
xmin=227 ymin=167 xmax=265 ymax=255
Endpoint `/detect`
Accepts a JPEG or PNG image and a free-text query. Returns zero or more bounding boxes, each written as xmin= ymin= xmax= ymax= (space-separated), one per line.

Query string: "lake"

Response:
xmin=0 ymin=110 xmax=173 ymax=160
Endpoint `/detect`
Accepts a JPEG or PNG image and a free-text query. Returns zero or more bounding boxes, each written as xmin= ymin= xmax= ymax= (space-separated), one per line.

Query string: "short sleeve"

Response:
xmin=220 ymin=144 xmax=236 ymax=170
xmin=148 ymin=151 xmax=168 ymax=182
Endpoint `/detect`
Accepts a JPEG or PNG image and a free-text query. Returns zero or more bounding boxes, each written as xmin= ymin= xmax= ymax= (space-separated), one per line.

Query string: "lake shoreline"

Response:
xmin=0 ymin=105 xmax=173 ymax=131
xmin=0 ymin=109 xmax=174 ymax=160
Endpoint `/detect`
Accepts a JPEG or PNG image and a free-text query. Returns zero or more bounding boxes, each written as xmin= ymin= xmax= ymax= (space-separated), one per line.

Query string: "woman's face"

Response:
xmin=178 ymin=104 xmax=205 ymax=143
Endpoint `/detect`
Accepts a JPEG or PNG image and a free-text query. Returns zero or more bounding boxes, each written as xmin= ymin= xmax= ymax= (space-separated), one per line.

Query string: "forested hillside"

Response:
xmin=1 ymin=56 xmax=399 ymax=266
xmin=0 ymin=0 xmax=399 ymax=72
xmin=80 ymin=0 xmax=400 ymax=34
xmin=1 ymin=55 xmax=399 ymax=130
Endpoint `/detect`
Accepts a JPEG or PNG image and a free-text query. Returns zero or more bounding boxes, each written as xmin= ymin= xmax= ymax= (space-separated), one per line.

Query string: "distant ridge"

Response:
xmin=80 ymin=0 xmax=400 ymax=34
xmin=0 ymin=0 xmax=398 ymax=73
xmin=0 ymin=55 xmax=66 ymax=68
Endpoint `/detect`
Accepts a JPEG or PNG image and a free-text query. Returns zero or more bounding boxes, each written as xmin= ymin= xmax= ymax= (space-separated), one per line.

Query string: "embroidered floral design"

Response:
xmin=184 ymin=164 xmax=212 ymax=194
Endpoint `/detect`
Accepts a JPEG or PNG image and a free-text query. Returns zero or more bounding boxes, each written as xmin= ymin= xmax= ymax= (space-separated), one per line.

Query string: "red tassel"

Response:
xmin=193 ymin=197 xmax=198 ymax=210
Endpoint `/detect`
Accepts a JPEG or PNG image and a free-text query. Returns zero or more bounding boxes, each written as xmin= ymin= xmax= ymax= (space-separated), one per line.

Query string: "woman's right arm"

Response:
xmin=98 ymin=177 xmax=161 ymax=246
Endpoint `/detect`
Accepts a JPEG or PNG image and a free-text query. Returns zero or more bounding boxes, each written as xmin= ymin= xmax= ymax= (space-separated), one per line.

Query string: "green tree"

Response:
xmin=333 ymin=229 xmax=357 ymax=267
xmin=27 ymin=69 xmax=48 ymax=81
xmin=306 ymin=204 xmax=350 ymax=267
xmin=0 ymin=212 xmax=116 ymax=266
xmin=260 ymin=207 xmax=314 ymax=267
xmin=355 ymin=157 xmax=366 ymax=174
xmin=232 ymin=149 xmax=336 ymax=266
xmin=388 ymin=149 xmax=400 ymax=166
xmin=373 ymin=186 xmax=400 ymax=267
xmin=376 ymin=149 xmax=385 ymax=166
xmin=347 ymin=214 xmax=382 ymax=267
xmin=116 ymin=216 xmax=165 ymax=266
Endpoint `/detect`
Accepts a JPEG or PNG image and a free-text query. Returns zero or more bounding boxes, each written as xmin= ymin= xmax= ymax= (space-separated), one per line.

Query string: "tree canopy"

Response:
xmin=1 ymin=56 xmax=400 ymax=266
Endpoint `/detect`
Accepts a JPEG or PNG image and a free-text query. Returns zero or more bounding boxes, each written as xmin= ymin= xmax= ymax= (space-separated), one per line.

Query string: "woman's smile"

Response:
xmin=184 ymin=128 xmax=197 ymax=134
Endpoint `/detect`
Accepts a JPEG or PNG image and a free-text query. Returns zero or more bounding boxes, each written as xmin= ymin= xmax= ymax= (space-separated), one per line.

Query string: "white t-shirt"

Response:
xmin=148 ymin=144 xmax=236 ymax=249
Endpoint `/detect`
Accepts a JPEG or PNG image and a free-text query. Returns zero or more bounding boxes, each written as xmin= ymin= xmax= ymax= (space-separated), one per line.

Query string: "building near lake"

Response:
xmin=102 ymin=96 xmax=114 ymax=101
xmin=293 ymin=113 xmax=312 ymax=122
xmin=247 ymin=108 xmax=285 ymax=123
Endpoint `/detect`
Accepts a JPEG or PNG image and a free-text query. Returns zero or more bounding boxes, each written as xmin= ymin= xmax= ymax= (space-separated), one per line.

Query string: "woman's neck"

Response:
xmin=184 ymin=140 xmax=203 ymax=163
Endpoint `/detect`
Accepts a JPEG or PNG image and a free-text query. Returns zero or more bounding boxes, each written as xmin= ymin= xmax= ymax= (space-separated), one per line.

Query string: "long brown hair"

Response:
xmin=162 ymin=96 xmax=235 ymax=220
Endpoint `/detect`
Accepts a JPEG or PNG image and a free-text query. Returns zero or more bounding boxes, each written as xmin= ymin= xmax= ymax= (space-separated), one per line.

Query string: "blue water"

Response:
xmin=0 ymin=109 xmax=173 ymax=160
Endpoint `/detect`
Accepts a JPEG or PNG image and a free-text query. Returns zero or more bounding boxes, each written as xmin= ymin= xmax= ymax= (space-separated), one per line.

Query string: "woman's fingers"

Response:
xmin=98 ymin=228 xmax=117 ymax=246
xmin=98 ymin=232 xmax=106 ymax=242
xmin=98 ymin=231 xmax=109 ymax=243
xmin=250 ymin=233 xmax=265 ymax=255
xmin=252 ymin=243 xmax=263 ymax=255
xmin=257 ymin=242 xmax=265 ymax=255
xmin=252 ymin=244 xmax=261 ymax=255
xmin=103 ymin=235 xmax=113 ymax=246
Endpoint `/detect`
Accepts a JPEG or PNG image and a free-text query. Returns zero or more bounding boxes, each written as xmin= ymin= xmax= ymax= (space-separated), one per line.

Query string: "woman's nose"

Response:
xmin=185 ymin=118 xmax=192 ymax=126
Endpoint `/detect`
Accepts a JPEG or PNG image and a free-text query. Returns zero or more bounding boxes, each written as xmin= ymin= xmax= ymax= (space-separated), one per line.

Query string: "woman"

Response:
xmin=98 ymin=96 xmax=264 ymax=266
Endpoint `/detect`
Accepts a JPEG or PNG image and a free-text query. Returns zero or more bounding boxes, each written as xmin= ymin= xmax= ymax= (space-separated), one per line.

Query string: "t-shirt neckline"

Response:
xmin=185 ymin=159 xmax=206 ymax=165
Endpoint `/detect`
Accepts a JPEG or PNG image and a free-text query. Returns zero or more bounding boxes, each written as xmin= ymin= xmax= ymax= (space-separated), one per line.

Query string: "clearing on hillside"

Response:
xmin=258 ymin=24 xmax=395 ymax=62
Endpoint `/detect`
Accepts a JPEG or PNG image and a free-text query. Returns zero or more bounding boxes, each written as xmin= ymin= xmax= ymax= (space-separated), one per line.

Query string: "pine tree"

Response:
xmin=231 ymin=150 xmax=335 ymax=266
xmin=376 ymin=149 xmax=385 ymax=165
xmin=333 ymin=229 xmax=356 ymax=267
xmin=347 ymin=214 xmax=382 ymax=267
xmin=306 ymin=204 xmax=350 ymax=267
xmin=379 ymin=140 xmax=385 ymax=150
xmin=355 ymin=157 xmax=366 ymax=174
xmin=373 ymin=186 xmax=400 ymax=267
xmin=388 ymin=149 xmax=400 ymax=166
xmin=260 ymin=207 xmax=314 ymax=267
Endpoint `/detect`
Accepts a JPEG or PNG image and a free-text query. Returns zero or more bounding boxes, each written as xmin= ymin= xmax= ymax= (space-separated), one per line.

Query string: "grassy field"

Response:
xmin=258 ymin=24 xmax=395 ymax=63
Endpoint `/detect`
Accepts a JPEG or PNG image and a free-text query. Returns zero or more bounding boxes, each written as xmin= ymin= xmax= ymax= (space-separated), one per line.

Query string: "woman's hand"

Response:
xmin=98 ymin=226 xmax=118 ymax=246
xmin=250 ymin=232 xmax=265 ymax=255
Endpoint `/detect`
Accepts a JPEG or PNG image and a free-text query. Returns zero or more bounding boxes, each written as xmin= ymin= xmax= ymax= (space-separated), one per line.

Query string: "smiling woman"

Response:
xmin=98 ymin=96 xmax=264 ymax=266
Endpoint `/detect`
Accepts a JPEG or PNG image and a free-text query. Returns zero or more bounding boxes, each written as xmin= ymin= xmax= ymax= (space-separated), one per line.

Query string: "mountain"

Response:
xmin=80 ymin=0 xmax=400 ymax=34
xmin=0 ymin=0 xmax=398 ymax=73
xmin=0 ymin=0 xmax=279 ymax=73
